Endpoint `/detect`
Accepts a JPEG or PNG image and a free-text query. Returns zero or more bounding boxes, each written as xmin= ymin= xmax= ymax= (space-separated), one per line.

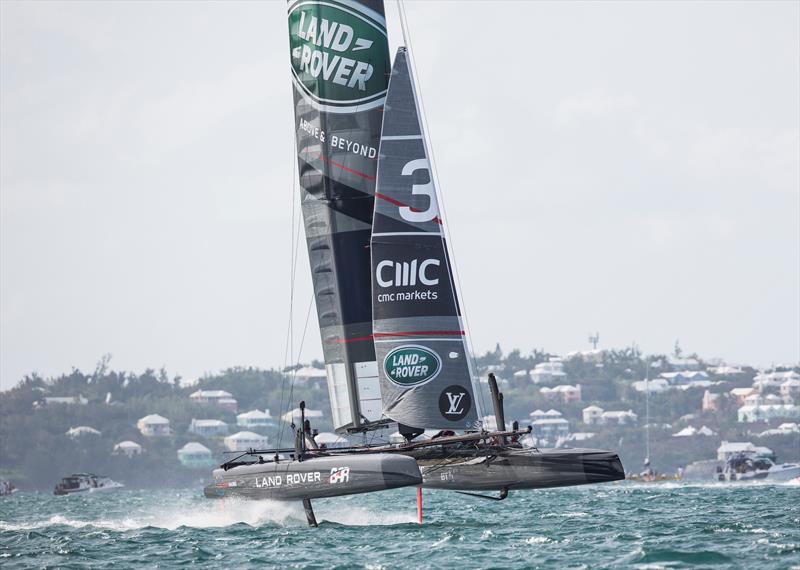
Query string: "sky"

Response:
xmin=1 ymin=1 xmax=798 ymax=390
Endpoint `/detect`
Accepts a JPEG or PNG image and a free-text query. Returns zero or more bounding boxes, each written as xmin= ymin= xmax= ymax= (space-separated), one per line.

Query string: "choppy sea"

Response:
xmin=1 ymin=481 xmax=798 ymax=569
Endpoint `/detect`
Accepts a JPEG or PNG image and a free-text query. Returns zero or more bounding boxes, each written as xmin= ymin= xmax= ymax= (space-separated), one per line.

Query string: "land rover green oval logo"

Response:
xmin=383 ymin=345 xmax=442 ymax=387
xmin=288 ymin=1 xmax=390 ymax=111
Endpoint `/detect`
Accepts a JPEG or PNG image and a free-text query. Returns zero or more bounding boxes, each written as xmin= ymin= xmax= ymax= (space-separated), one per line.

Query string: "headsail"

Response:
xmin=370 ymin=48 xmax=479 ymax=429
xmin=287 ymin=0 xmax=390 ymax=432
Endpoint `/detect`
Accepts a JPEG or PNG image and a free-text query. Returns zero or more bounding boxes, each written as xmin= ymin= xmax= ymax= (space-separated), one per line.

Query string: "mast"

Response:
xmin=645 ymin=360 xmax=651 ymax=468
xmin=287 ymin=0 xmax=391 ymax=432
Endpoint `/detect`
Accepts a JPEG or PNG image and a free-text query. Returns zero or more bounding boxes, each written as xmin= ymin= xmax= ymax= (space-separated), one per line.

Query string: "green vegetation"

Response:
xmin=1 ymin=348 xmax=797 ymax=490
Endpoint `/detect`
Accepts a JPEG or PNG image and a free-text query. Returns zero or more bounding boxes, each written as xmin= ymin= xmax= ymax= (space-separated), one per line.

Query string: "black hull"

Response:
xmin=204 ymin=454 xmax=421 ymax=501
xmin=415 ymin=448 xmax=625 ymax=491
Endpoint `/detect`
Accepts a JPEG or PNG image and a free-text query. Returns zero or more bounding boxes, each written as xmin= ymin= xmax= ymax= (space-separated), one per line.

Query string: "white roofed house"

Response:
xmin=66 ymin=426 xmax=101 ymax=438
xmin=600 ymin=410 xmax=638 ymax=426
xmin=529 ymin=359 xmax=567 ymax=385
xmin=188 ymin=419 xmax=228 ymax=437
xmin=237 ymin=409 xmax=274 ymax=428
xmin=281 ymin=407 xmax=324 ymax=425
xmin=754 ymin=370 xmax=800 ymax=391
xmin=730 ymin=387 xmax=757 ymax=406
xmin=530 ymin=409 xmax=563 ymax=422
xmin=224 ymin=431 xmax=269 ymax=451
xmin=189 ymin=390 xmax=239 ymax=413
xmin=780 ymin=378 xmax=800 ymax=400
xmin=582 ymin=405 xmax=604 ymax=425
xmin=738 ymin=403 xmax=800 ymax=423
xmin=539 ymin=384 xmax=582 ymax=403
xmin=113 ymin=440 xmax=143 ymax=457
xmin=43 ymin=395 xmax=88 ymax=406
xmin=666 ymin=356 xmax=701 ymax=371
xmin=288 ymin=366 xmax=328 ymax=384
xmin=137 ymin=414 xmax=171 ymax=437
xmin=531 ymin=418 xmax=570 ymax=446
xmin=633 ymin=378 xmax=671 ymax=393
xmin=177 ymin=442 xmax=215 ymax=468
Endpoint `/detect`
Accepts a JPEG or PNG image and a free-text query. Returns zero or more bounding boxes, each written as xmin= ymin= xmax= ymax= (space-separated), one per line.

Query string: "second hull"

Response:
xmin=417 ymin=448 xmax=625 ymax=491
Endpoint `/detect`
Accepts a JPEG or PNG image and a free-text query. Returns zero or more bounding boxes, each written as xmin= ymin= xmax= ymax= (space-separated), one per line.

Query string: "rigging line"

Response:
xmin=278 ymin=163 xmax=296 ymax=449
xmin=397 ymin=0 xmax=489 ymax=420
xmin=284 ymin=293 xmax=316 ymax=444
xmin=279 ymin=138 xmax=304 ymax=450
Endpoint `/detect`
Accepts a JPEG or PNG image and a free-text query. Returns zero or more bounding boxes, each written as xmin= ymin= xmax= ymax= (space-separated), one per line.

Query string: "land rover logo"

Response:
xmin=438 ymin=385 xmax=472 ymax=421
xmin=288 ymin=1 xmax=389 ymax=111
xmin=383 ymin=345 xmax=442 ymax=387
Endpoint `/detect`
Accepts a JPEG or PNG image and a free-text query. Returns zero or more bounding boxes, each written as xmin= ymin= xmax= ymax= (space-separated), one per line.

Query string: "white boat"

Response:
xmin=53 ymin=473 xmax=124 ymax=495
xmin=717 ymin=454 xmax=800 ymax=482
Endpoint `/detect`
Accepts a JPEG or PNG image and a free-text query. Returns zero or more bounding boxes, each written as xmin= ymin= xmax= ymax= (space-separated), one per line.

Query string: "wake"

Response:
xmin=0 ymin=496 xmax=417 ymax=532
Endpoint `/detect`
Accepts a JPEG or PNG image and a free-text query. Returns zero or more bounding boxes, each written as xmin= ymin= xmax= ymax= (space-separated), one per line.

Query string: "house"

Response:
xmin=709 ymin=365 xmax=744 ymax=376
xmin=673 ymin=425 xmax=715 ymax=437
xmin=43 ymin=395 xmax=88 ymax=406
xmin=530 ymin=409 xmax=563 ymax=422
xmin=702 ymin=390 xmax=721 ymax=412
xmin=753 ymin=371 xmax=800 ymax=391
xmin=531 ymin=418 xmax=570 ymax=443
xmin=66 ymin=426 xmax=101 ymax=438
xmin=717 ymin=441 xmax=757 ymax=461
xmin=633 ymin=378 xmax=671 ymax=393
xmin=666 ymin=356 xmax=701 ymax=371
xmin=113 ymin=440 xmax=143 ymax=457
xmin=600 ymin=410 xmax=638 ymax=425
xmin=177 ymin=442 xmax=214 ymax=468
xmin=189 ymin=390 xmax=238 ymax=412
xmin=224 ymin=431 xmax=269 ymax=451
xmin=659 ymin=371 xmax=709 ymax=385
xmin=513 ymin=370 xmax=530 ymax=380
xmin=758 ymin=422 xmax=800 ymax=437
xmin=563 ymin=349 xmax=605 ymax=364
xmin=529 ymin=359 xmax=567 ymax=384
xmin=582 ymin=405 xmax=604 ymax=425
xmin=737 ymin=404 xmax=800 ymax=423
xmin=137 ymin=414 xmax=171 ymax=437
xmin=540 ymin=384 xmax=581 ymax=403
xmin=289 ymin=366 xmax=328 ymax=384
xmin=236 ymin=409 xmax=273 ymax=428
xmin=188 ymin=419 xmax=228 ymax=437
xmin=281 ymin=407 xmax=324 ymax=424
xmin=730 ymin=387 xmax=757 ymax=405
xmin=781 ymin=378 xmax=800 ymax=399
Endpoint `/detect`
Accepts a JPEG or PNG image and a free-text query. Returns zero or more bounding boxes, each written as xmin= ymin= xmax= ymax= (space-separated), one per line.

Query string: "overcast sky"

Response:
xmin=1 ymin=1 xmax=798 ymax=390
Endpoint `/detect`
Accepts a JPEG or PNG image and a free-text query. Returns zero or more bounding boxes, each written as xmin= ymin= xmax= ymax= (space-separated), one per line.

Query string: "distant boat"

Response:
xmin=53 ymin=473 xmax=123 ymax=496
xmin=717 ymin=453 xmax=800 ymax=482
xmin=0 ymin=480 xmax=17 ymax=496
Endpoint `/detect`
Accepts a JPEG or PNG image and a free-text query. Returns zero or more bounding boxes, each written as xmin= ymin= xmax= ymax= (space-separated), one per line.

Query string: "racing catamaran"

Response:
xmin=203 ymin=0 xmax=625 ymax=525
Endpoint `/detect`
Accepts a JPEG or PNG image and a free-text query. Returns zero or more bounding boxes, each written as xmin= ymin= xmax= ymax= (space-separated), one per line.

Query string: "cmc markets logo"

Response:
xmin=288 ymin=1 xmax=389 ymax=112
xmin=376 ymin=259 xmax=440 ymax=288
xmin=383 ymin=345 xmax=442 ymax=387
xmin=438 ymin=385 xmax=472 ymax=421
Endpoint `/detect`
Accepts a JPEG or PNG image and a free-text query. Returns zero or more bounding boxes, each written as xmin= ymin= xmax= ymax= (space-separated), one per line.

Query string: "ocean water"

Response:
xmin=1 ymin=482 xmax=798 ymax=569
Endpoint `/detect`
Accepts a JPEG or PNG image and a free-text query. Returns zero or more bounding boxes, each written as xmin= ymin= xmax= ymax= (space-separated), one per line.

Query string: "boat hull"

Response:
xmin=417 ymin=448 xmax=625 ymax=491
xmin=204 ymin=454 xmax=422 ymax=501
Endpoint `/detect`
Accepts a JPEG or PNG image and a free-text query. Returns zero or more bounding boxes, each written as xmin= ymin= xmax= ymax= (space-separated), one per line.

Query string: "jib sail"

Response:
xmin=370 ymin=48 xmax=478 ymax=429
xmin=287 ymin=0 xmax=390 ymax=432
